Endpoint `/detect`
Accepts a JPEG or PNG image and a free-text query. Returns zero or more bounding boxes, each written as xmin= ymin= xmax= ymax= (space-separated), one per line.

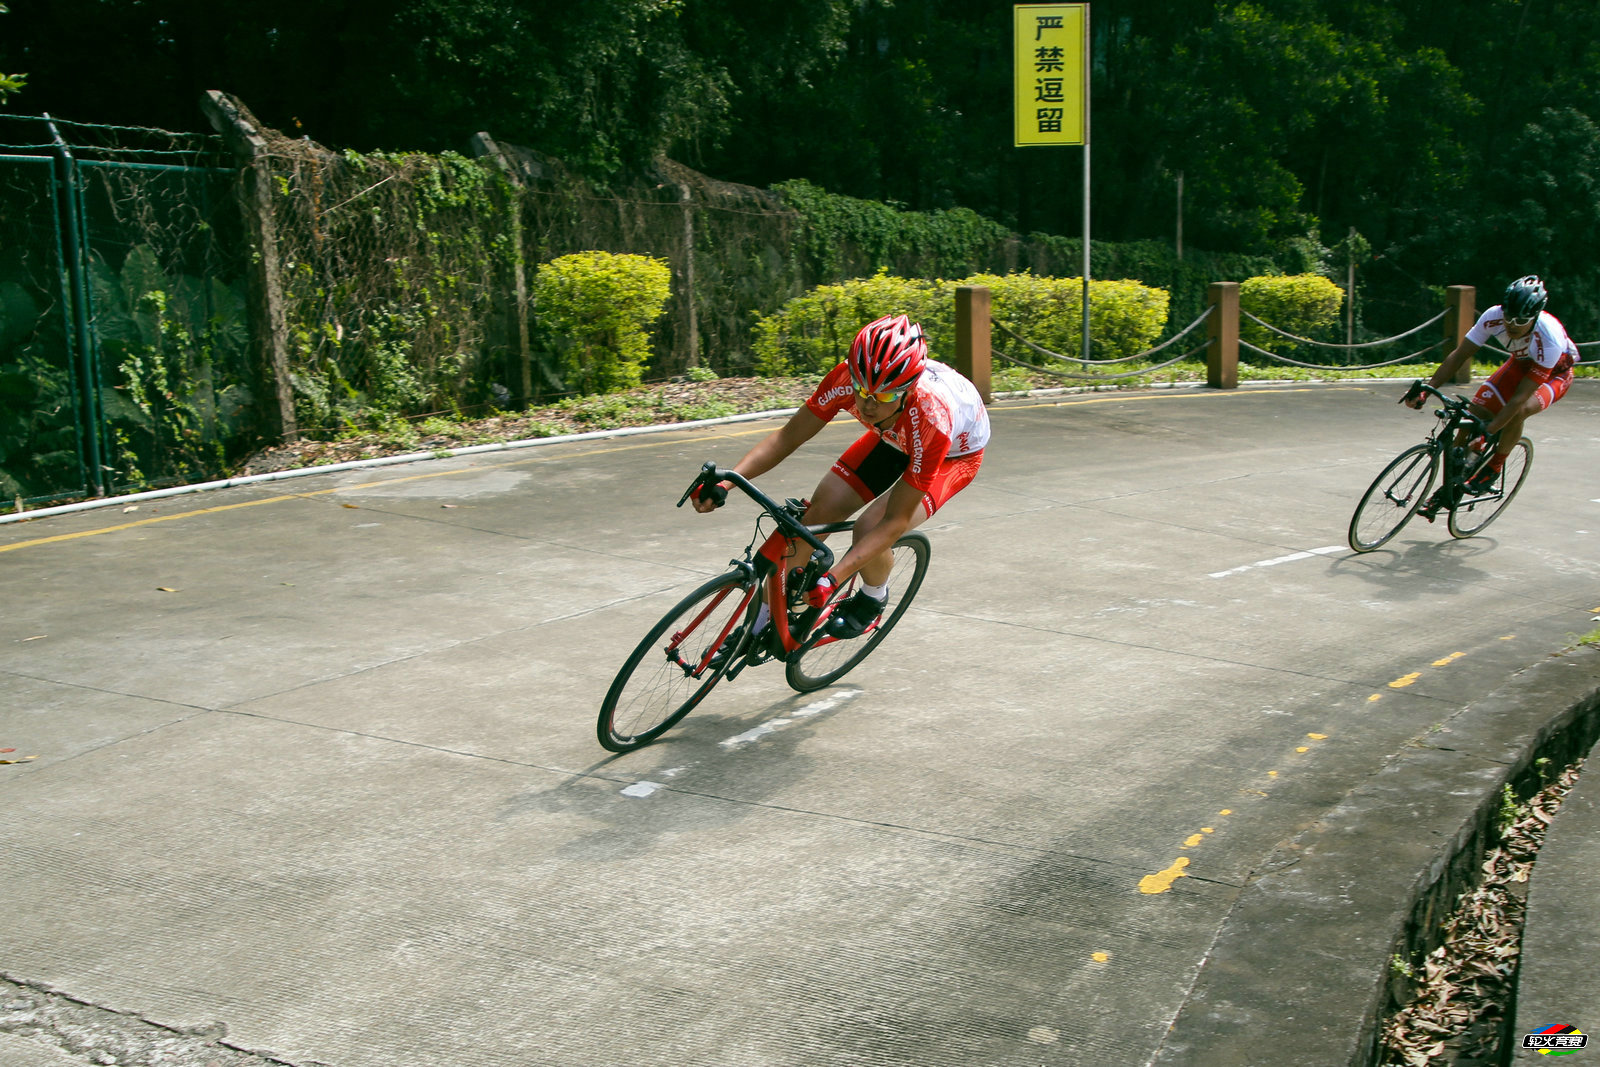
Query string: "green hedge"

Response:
xmin=1239 ymin=273 xmax=1345 ymax=350
xmin=752 ymin=271 xmax=948 ymax=377
xmin=773 ymin=180 xmax=1279 ymax=335
xmin=753 ymin=270 xmax=1170 ymax=378
xmin=533 ymin=251 xmax=673 ymax=393
xmin=968 ymin=273 xmax=1169 ymax=365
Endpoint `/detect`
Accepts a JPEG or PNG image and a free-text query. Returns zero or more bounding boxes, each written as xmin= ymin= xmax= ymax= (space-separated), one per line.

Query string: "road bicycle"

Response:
xmin=1347 ymin=381 xmax=1534 ymax=552
xmin=597 ymin=462 xmax=931 ymax=752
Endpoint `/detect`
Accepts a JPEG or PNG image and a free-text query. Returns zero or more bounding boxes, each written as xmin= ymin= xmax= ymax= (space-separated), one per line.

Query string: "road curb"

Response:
xmin=1152 ymin=644 xmax=1600 ymax=1067
xmin=0 ymin=377 xmax=1287 ymax=527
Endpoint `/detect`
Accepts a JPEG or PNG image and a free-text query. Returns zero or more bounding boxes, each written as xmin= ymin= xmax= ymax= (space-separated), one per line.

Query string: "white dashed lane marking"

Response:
xmin=1209 ymin=545 xmax=1345 ymax=579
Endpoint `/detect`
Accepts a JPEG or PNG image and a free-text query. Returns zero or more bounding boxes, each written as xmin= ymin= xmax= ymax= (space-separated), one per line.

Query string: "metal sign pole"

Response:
xmin=1080 ymin=5 xmax=1091 ymax=364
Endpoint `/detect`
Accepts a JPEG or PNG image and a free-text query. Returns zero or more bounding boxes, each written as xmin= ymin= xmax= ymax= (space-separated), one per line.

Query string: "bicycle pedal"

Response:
xmin=744 ymin=626 xmax=786 ymax=666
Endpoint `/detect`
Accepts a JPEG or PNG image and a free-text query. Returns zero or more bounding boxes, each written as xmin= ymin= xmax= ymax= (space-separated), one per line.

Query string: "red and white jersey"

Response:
xmin=1467 ymin=306 xmax=1578 ymax=382
xmin=806 ymin=358 xmax=991 ymax=491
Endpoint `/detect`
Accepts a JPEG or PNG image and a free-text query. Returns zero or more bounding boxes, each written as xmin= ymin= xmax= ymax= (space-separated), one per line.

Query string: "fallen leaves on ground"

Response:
xmin=1378 ymin=759 xmax=1585 ymax=1066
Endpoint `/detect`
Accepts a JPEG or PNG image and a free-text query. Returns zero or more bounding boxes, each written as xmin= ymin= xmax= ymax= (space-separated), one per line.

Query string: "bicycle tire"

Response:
xmin=1448 ymin=437 xmax=1533 ymax=539
xmin=1348 ymin=444 xmax=1438 ymax=553
xmin=597 ymin=571 xmax=754 ymax=752
xmin=784 ymin=531 xmax=931 ymax=693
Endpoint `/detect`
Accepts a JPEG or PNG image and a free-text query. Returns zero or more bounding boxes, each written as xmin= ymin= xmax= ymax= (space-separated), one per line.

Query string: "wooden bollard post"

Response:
xmin=1444 ymin=285 xmax=1475 ymax=384
xmin=955 ymin=285 xmax=992 ymax=403
xmin=1206 ymin=281 xmax=1239 ymax=390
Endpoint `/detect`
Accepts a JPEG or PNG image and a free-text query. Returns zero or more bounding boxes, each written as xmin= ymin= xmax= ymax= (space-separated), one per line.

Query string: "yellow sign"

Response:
xmin=1014 ymin=4 xmax=1086 ymax=146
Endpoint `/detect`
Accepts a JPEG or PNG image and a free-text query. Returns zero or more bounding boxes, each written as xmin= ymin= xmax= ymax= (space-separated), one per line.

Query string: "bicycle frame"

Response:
xmin=678 ymin=462 xmax=858 ymax=680
xmin=1411 ymin=382 xmax=1495 ymax=505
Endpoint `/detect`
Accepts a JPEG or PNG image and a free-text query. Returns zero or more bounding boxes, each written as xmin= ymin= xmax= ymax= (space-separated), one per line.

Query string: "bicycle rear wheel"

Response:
xmin=1448 ymin=437 xmax=1533 ymax=538
xmin=597 ymin=571 xmax=754 ymax=752
xmin=1348 ymin=444 xmax=1437 ymax=552
xmin=785 ymin=532 xmax=930 ymax=693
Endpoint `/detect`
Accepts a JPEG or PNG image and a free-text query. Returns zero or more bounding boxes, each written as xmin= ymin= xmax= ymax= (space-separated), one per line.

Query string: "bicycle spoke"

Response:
xmin=1349 ymin=444 xmax=1437 ymax=552
xmin=785 ymin=533 xmax=930 ymax=692
xmin=597 ymin=574 xmax=754 ymax=751
xmin=1449 ymin=438 xmax=1533 ymax=539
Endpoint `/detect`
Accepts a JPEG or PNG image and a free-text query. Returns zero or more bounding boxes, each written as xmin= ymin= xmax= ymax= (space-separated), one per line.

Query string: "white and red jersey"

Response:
xmin=1467 ymin=306 xmax=1578 ymax=382
xmin=806 ymin=358 xmax=990 ymax=492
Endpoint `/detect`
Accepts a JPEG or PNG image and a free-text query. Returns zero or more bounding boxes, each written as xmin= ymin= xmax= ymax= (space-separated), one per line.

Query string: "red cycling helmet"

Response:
xmin=847 ymin=314 xmax=927 ymax=397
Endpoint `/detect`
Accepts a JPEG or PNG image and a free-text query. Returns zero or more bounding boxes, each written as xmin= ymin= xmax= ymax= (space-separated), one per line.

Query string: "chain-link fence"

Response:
xmin=0 ymin=115 xmax=244 ymax=508
xmin=3 ymin=101 xmax=1513 ymax=513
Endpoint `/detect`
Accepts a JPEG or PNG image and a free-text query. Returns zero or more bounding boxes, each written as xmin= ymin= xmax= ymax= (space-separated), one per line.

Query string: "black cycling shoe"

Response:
xmin=745 ymin=623 xmax=784 ymax=665
xmin=1463 ymin=463 xmax=1501 ymax=495
xmin=707 ymin=625 xmax=746 ymax=673
xmin=825 ymin=590 xmax=886 ymax=640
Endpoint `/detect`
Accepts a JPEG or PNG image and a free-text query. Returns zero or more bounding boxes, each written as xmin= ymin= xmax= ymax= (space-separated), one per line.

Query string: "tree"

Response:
xmin=0 ymin=4 xmax=23 ymax=105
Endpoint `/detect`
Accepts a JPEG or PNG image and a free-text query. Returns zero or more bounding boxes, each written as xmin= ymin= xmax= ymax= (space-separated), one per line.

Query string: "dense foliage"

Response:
xmin=533 ymin=251 xmax=673 ymax=393
xmin=0 ymin=4 xmax=19 ymax=104
xmin=9 ymin=0 xmax=1598 ymax=335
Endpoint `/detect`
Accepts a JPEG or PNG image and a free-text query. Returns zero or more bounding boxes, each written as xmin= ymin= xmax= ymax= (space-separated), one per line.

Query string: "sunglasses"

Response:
xmin=1507 ymin=313 xmax=1537 ymax=327
xmin=853 ymin=384 xmax=908 ymax=404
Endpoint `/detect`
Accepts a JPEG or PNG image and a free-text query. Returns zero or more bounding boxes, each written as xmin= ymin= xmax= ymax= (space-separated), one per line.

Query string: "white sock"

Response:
xmin=753 ymin=602 xmax=771 ymax=632
xmin=860 ymin=581 xmax=888 ymax=602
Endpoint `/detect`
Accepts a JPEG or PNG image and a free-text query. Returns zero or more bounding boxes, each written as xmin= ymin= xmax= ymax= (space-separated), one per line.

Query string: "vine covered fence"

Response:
xmin=0 ymin=113 xmax=242 ymax=508
xmin=10 ymin=97 xmax=1586 ymax=512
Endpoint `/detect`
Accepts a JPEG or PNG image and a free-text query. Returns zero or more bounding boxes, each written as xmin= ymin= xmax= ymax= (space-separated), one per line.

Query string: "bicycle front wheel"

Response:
xmin=597 ymin=571 xmax=754 ymax=752
xmin=1448 ymin=437 xmax=1533 ymax=539
xmin=1348 ymin=444 xmax=1438 ymax=553
xmin=785 ymin=532 xmax=930 ymax=693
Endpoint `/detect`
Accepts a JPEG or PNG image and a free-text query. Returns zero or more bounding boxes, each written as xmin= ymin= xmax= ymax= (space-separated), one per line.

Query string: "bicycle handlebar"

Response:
xmin=1407 ymin=381 xmax=1492 ymax=437
xmin=677 ymin=462 xmax=836 ymax=571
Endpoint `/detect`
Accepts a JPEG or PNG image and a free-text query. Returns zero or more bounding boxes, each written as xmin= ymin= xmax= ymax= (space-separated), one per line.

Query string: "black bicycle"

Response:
xmin=1347 ymin=381 xmax=1534 ymax=552
xmin=597 ymin=462 xmax=931 ymax=752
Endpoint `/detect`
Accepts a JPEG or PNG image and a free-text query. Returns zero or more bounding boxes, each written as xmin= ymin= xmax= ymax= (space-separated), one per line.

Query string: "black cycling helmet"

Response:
xmin=1503 ymin=275 xmax=1548 ymax=322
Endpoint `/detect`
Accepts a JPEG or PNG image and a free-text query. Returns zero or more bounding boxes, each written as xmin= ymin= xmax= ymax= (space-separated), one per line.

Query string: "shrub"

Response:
xmin=968 ymin=273 xmax=1169 ymax=363
xmin=533 ymin=251 xmax=672 ymax=394
xmin=1239 ymin=273 xmax=1344 ymax=349
xmin=751 ymin=270 xmax=951 ymax=377
xmin=753 ymin=270 xmax=1171 ymax=378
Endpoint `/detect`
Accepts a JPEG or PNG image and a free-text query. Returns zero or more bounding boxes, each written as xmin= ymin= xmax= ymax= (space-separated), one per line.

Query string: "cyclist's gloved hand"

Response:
xmin=1400 ymin=379 xmax=1426 ymax=410
xmin=805 ymin=573 xmax=838 ymax=608
xmin=691 ymin=481 xmax=728 ymax=511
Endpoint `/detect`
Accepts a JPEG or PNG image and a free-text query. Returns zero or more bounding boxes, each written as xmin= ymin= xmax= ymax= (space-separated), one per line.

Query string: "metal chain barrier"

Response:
xmin=1240 ymin=338 xmax=1445 ymax=369
xmin=994 ymin=308 xmax=1212 ymax=367
xmin=992 ymin=301 xmax=1471 ymax=382
xmin=992 ymin=340 xmax=1212 ymax=381
xmin=1242 ymin=308 xmax=1444 ymax=349
xmin=1236 ymin=308 xmax=1451 ymax=369
xmin=989 ymin=307 xmax=1213 ymax=382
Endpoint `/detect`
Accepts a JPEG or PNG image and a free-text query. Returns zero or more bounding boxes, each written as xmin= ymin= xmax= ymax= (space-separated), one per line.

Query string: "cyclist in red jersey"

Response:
xmin=692 ymin=314 xmax=989 ymax=642
xmin=1405 ymin=275 xmax=1576 ymax=508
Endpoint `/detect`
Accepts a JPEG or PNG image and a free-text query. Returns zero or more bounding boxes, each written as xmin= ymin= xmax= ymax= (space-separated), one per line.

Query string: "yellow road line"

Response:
xmin=0 ymin=388 xmax=1338 ymax=555
xmin=0 ymin=492 xmax=330 ymax=553
xmin=0 ymin=430 xmax=766 ymax=555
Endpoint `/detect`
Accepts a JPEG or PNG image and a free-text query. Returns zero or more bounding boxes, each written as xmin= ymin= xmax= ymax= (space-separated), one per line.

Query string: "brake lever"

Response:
xmin=676 ymin=461 xmax=720 ymax=508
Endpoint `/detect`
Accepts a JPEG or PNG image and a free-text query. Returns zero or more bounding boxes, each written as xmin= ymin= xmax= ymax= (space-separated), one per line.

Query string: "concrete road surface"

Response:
xmin=3 ymin=381 xmax=1598 ymax=1067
